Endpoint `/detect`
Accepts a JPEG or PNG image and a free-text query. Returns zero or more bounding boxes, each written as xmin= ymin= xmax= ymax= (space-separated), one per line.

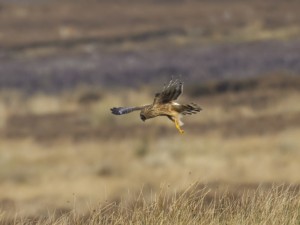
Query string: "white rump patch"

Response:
xmin=172 ymin=102 xmax=180 ymax=106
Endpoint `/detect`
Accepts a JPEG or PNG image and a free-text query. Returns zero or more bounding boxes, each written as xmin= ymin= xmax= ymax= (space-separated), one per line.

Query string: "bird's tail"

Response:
xmin=179 ymin=103 xmax=202 ymax=115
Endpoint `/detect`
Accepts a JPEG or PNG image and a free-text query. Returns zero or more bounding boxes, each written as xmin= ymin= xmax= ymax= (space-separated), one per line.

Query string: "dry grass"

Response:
xmin=0 ymin=183 xmax=299 ymax=225
xmin=1 ymin=1 xmax=300 ymax=223
xmin=0 ymin=75 xmax=300 ymax=223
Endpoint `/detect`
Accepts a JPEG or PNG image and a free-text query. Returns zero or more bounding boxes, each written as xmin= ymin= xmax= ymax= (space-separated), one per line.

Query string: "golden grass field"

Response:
xmin=1 ymin=0 xmax=300 ymax=224
xmin=0 ymin=75 xmax=300 ymax=224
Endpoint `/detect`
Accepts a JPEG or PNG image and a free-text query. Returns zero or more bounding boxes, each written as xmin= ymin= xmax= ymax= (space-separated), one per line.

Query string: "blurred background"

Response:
xmin=0 ymin=0 xmax=300 ymax=219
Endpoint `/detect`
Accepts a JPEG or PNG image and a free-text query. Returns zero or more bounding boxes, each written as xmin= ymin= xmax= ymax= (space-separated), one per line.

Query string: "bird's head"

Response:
xmin=140 ymin=113 xmax=146 ymax=122
xmin=140 ymin=106 xmax=154 ymax=122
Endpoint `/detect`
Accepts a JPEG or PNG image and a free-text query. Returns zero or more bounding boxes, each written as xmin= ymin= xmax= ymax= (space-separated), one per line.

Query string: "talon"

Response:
xmin=175 ymin=120 xmax=185 ymax=134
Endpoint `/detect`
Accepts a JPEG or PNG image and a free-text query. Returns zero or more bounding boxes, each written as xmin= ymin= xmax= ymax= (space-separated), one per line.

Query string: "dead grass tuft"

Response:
xmin=1 ymin=183 xmax=299 ymax=225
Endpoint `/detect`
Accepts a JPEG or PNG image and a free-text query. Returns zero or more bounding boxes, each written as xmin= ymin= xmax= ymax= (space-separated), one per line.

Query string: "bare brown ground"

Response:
xmin=1 ymin=0 xmax=300 ymax=51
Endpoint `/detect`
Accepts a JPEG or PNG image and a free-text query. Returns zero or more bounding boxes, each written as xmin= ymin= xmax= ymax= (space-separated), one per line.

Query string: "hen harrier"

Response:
xmin=110 ymin=79 xmax=202 ymax=134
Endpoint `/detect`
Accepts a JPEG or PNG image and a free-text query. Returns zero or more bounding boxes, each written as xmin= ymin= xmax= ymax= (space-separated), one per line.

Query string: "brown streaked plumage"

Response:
xmin=110 ymin=79 xmax=202 ymax=134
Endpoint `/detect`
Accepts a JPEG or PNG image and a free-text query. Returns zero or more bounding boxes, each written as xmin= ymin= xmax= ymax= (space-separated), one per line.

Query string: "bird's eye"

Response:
xmin=140 ymin=115 xmax=146 ymax=121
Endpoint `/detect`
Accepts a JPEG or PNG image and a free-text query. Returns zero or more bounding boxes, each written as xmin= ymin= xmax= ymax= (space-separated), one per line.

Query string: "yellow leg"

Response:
xmin=175 ymin=119 xmax=184 ymax=134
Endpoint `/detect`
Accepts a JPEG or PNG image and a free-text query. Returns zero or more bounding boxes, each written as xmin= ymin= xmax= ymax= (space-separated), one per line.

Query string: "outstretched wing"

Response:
xmin=153 ymin=79 xmax=183 ymax=104
xmin=110 ymin=106 xmax=144 ymax=115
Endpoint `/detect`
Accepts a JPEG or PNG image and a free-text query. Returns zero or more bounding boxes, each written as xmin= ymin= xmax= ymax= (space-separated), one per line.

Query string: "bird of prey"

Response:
xmin=110 ymin=79 xmax=202 ymax=134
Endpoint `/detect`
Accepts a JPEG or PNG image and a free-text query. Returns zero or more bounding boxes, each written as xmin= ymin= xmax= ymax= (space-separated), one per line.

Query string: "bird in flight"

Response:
xmin=110 ymin=79 xmax=201 ymax=134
